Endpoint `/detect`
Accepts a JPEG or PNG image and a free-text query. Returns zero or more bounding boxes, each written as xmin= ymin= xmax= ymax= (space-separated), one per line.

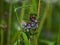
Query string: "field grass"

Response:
xmin=0 ymin=0 xmax=60 ymax=45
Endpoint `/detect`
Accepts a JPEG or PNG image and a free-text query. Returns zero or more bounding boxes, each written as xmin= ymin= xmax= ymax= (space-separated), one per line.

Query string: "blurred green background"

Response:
xmin=0 ymin=0 xmax=60 ymax=45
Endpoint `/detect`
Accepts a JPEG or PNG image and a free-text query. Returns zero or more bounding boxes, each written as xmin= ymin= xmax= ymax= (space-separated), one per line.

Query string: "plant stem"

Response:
xmin=12 ymin=2 xmax=26 ymax=45
xmin=33 ymin=0 xmax=40 ymax=45
xmin=36 ymin=4 xmax=52 ymax=45
xmin=18 ymin=2 xmax=26 ymax=45
xmin=30 ymin=0 xmax=37 ymax=13
xmin=1 ymin=29 xmax=4 ymax=45
xmin=7 ymin=1 xmax=12 ymax=45
xmin=57 ymin=11 xmax=60 ymax=45
xmin=37 ymin=0 xmax=40 ymax=19
xmin=37 ymin=3 xmax=52 ymax=38
xmin=0 ymin=0 xmax=4 ymax=45
xmin=46 ymin=5 xmax=52 ymax=30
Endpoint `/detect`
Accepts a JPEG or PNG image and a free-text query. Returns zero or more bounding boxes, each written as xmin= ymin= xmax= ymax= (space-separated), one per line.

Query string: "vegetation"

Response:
xmin=0 ymin=0 xmax=60 ymax=45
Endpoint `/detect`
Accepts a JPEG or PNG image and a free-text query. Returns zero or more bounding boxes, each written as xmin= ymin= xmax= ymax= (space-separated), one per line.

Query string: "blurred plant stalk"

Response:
xmin=37 ymin=0 xmax=40 ymax=19
xmin=7 ymin=0 xmax=12 ymax=45
xmin=36 ymin=3 xmax=53 ymax=45
xmin=57 ymin=6 xmax=60 ymax=45
xmin=46 ymin=4 xmax=52 ymax=30
xmin=11 ymin=1 xmax=29 ymax=45
xmin=0 ymin=0 xmax=4 ymax=45
xmin=33 ymin=0 xmax=40 ymax=45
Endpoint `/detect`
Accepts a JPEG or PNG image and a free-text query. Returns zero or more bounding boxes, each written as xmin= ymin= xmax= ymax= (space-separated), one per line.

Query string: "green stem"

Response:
xmin=46 ymin=5 xmax=52 ymax=30
xmin=37 ymin=4 xmax=52 ymax=38
xmin=0 ymin=0 xmax=4 ymax=45
xmin=30 ymin=0 xmax=37 ymax=13
xmin=11 ymin=31 xmax=20 ymax=44
xmin=33 ymin=0 xmax=40 ymax=45
xmin=37 ymin=0 xmax=40 ymax=19
xmin=7 ymin=1 xmax=12 ymax=45
xmin=1 ymin=29 xmax=4 ymax=45
xmin=57 ymin=12 xmax=60 ymax=45
xmin=19 ymin=3 xmax=26 ymax=29
xmin=12 ymin=2 xmax=27 ymax=45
